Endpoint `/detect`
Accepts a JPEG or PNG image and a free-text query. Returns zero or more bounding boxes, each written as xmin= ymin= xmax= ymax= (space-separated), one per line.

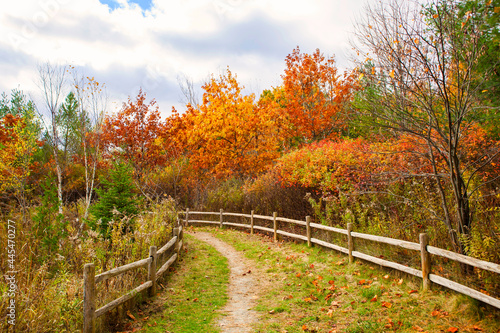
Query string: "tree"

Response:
xmin=279 ymin=47 xmax=357 ymax=144
xmin=88 ymin=162 xmax=138 ymax=238
xmin=187 ymin=68 xmax=280 ymax=178
xmin=0 ymin=90 xmax=42 ymax=218
xmin=101 ymin=89 xmax=165 ymax=196
xmin=36 ymin=63 xmax=68 ymax=214
xmin=71 ymin=71 xmax=106 ymax=220
xmin=351 ymin=0 xmax=500 ymax=251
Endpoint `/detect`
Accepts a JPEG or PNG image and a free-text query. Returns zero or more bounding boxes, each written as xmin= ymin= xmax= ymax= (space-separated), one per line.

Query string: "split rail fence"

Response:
xmin=83 ymin=223 xmax=184 ymax=333
xmin=184 ymin=208 xmax=500 ymax=310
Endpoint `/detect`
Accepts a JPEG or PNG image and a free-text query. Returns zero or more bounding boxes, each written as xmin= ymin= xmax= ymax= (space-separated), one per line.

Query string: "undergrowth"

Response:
xmin=0 ymin=198 xmax=178 ymax=332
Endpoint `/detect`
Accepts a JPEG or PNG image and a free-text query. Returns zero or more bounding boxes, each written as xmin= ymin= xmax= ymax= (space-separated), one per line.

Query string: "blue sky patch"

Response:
xmin=99 ymin=0 xmax=153 ymax=12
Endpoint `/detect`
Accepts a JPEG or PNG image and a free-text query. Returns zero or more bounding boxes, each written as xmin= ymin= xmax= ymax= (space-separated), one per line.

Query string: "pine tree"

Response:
xmin=89 ymin=162 xmax=139 ymax=237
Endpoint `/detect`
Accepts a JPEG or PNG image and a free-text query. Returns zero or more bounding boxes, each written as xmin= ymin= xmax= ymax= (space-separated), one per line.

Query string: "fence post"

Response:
xmin=347 ymin=223 xmax=354 ymax=264
xmin=420 ymin=233 xmax=431 ymax=291
xmin=185 ymin=208 xmax=189 ymax=226
xmin=306 ymin=216 xmax=312 ymax=247
xmin=173 ymin=227 xmax=180 ymax=255
xmin=148 ymin=246 xmax=157 ymax=297
xmin=273 ymin=212 xmax=278 ymax=242
xmin=220 ymin=208 xmax=224 ymax=228
xmin=83 ymin=263 xmax=96 ymax=333
xmin=251 ymin=210 xmax=254 ymax=235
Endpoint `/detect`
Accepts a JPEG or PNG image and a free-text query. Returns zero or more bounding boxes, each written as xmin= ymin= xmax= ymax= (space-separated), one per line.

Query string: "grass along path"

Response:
xmin=116 ymin=233 xmax=230 ymax=332
xmin=122 ymin=227 xmax=499 ymax=332
xmin=211 ymin=227 xmax=500 ymax=333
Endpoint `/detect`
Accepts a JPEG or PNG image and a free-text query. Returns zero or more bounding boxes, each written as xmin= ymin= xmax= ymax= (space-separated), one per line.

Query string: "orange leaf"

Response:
xmin=412 ymin=325 xmax=425 ymax=332
xmin=408 ymin=289 xmax=418 ymax=294
xmin=126 ymin=310 xmax=136 ymax=321
xmin=381 ymin=301 xmax=392 ymax=308
xmin=446 ymin=327 xmax=458 ymax=332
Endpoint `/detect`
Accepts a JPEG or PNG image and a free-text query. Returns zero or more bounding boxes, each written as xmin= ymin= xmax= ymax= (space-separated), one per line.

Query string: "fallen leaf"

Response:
xmin=331 ymin=301 xmax=341 ymax=307
xmin=371 ymin=295 xmax=378 ymax=302
xmin=412 ymin=325 xmax=425 ymax=332
xmin=397 ymin=278 xmax=404 ymax=285
xmin=126 ymin=310 xmax=136 ymax=321
xmin=408 ymin=290 xmax=418 ymax=294
xmin=471 ymin=325 xmax=483 ymax=331
xmin=382 ymin=301 xmax=392 ymax=308
xmin=446 ymin=327 xmax=458 ymax=332
xmin=431 ymin=310 xmax=440 ymax=317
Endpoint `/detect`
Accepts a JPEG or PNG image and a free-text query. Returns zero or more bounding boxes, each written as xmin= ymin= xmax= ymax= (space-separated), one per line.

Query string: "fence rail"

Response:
xmin=183 ymin=209 xmax=500 ymax=310
xmin=83 ymin=223 xmax=184 ymax=333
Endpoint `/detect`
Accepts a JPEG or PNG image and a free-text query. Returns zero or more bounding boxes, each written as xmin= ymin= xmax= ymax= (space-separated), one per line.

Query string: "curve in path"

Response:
xmin=189 ymin=231 xmax=260 ymax=333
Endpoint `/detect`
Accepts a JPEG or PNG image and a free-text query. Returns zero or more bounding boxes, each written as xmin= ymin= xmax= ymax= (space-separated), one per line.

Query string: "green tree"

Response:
xmin=88 ymin=162 xmax=139 ymax=238
xmin=32 ymin=177 xmax=67 ymax=261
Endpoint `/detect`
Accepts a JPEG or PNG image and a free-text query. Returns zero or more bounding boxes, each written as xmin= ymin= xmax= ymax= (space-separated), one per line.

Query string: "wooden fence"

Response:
xmin=83 ymin=223 xmax=184 ymax=333
xmin=184 ymin=208 xmax=500 ymax=310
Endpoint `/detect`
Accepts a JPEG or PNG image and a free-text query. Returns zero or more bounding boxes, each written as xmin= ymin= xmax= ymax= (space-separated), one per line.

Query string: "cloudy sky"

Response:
xmin=1 ymin=0 xmax=366 ymax=117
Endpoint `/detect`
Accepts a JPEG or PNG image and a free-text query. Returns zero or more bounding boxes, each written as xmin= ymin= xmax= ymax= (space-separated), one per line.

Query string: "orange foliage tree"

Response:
xmin=187 ymin=68 xmax=279 ymax=179
xmin=279 ymin=47 xmax=357 ymax=144
xmin=101 ymin=90 xmax=165 ymax=183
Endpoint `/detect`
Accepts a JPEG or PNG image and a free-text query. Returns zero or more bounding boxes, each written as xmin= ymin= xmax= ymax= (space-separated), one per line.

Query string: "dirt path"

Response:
xmin=189 ymin=231 xmax=261 ymax=333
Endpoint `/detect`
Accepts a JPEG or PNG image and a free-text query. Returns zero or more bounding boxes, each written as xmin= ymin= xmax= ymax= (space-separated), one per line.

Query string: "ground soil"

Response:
xmin=189 ymin=231 xmax=263 ymax=333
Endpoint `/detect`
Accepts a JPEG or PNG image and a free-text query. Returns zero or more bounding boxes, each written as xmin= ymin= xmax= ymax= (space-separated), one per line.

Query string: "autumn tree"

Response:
xmin=351 ymin=0 xmax=500 ymax=251
xmin=70 ymin=71 xmax=107 ymax=221
xmin=279 ymin=47 xmax=357 ymax=145
xmin=0 ymin=90 xmax=42 ymax=217
xmin=101 ymin=89 xmax=165 ymax=196
xmin=188 ymin=68 xmax=279 ymax=178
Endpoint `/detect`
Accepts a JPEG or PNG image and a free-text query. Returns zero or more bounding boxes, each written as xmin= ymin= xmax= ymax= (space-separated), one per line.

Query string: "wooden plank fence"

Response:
xmin=83 ymin=223 xmax=184 ymax=333
xmin=184 ymin=209 xmax=500 ymax=310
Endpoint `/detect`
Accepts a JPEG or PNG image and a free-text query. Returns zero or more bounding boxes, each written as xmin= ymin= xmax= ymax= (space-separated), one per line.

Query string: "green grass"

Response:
xmin=125 ymin=233 xmax=229 ymax=332
xmin=207 ymin=227 xmax=500 ymax=333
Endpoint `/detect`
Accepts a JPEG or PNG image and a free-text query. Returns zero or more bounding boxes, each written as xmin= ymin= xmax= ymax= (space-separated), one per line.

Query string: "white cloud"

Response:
xmin=0 ymin=0 xmax=366 ymax=116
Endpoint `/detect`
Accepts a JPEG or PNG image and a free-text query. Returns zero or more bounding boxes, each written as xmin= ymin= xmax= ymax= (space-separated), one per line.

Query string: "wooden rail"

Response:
xmin=83 ymin=224 xmax=184 ymax=333
xmin=184 ymin=210 xmax=500 ymax=310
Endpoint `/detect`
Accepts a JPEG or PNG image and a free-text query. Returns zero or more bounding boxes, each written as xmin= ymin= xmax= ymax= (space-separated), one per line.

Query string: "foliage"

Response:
xmin=279 ymin=47 xmax=357 ymax=144
xmin=187 ymin=68 xmax=280 ymax=178
xmin=88 ymin=162 xmax=139 ymax=238
xmin=101 ymin=89 xmax=165 ymax=179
